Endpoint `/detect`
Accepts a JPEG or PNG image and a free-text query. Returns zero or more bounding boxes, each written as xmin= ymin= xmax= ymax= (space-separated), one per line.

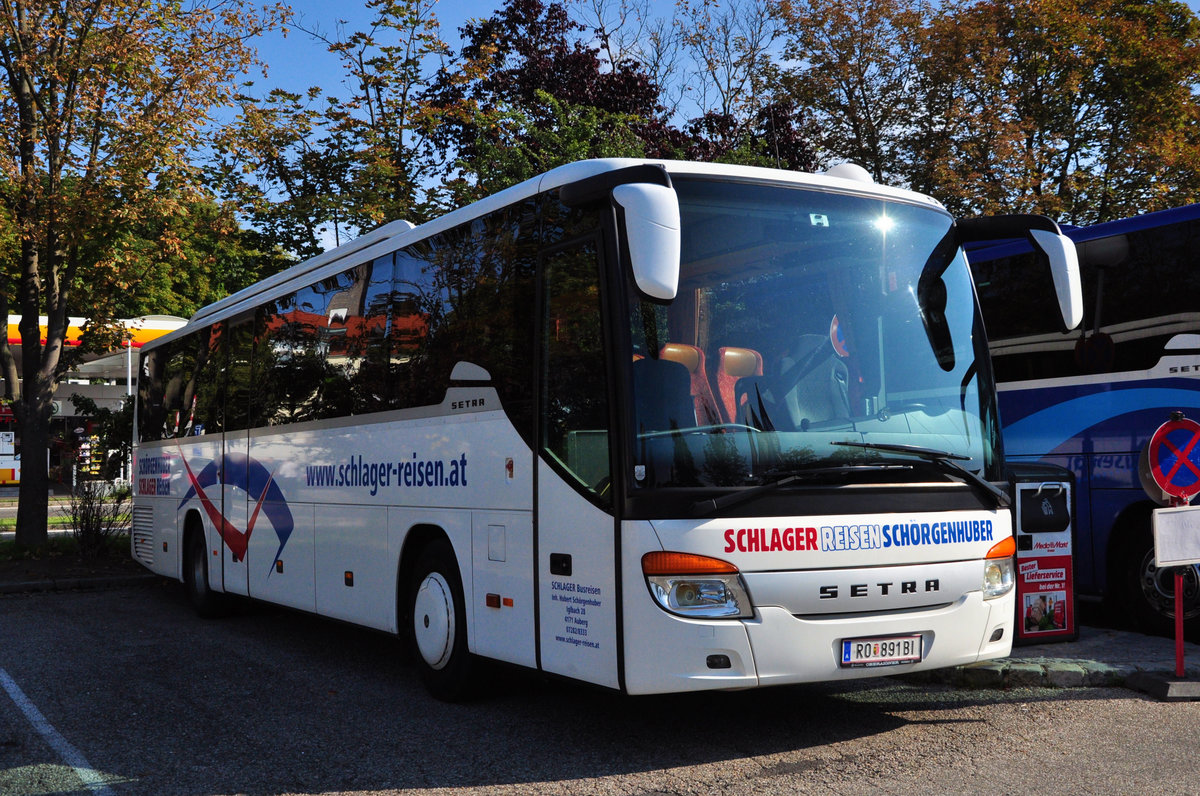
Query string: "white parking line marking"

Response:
xmin=0 ymin=667 xmax=115 ymax=795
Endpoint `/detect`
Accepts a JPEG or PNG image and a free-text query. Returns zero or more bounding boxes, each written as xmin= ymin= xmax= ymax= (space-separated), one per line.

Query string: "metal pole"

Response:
xmin=1170 ymin=492 xmax=1188 ymax=679
xmin=1177 ymin=568 xmax=1185 ymax=678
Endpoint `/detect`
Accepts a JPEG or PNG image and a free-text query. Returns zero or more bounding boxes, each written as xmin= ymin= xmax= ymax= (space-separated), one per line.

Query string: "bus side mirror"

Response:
xmin=958 ymin=214 xmax=1083 ymax=332
xmin=1028 ymin=229 xmax=1083 ymax=331
xmin=612 ymin=183 xmax=680 ymax=301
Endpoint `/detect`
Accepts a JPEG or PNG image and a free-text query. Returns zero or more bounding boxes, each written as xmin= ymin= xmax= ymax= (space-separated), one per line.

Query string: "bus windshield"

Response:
xmin=625 ymin=178 xmax=1001 ymax=490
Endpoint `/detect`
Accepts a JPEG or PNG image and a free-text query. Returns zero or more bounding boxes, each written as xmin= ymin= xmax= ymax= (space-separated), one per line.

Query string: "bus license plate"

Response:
xmin=840 ymin=634 xmax=923 ymax=668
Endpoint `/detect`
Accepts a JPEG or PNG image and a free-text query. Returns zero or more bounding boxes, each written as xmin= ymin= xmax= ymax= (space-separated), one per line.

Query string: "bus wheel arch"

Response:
xmin=182 ymin=511 xmax=231 ymax=618
xmin=1109 ymin=500 xmax=1200 ymax=631
xmin=399 ymin=526 xmax=476 ymax=700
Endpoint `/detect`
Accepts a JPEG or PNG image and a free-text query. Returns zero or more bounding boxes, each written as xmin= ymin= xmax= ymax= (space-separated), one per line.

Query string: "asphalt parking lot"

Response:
xmin=4 ymin=580 xmax=1200 ymax=795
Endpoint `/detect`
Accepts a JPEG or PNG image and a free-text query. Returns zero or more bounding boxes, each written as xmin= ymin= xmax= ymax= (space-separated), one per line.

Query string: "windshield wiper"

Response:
xmin=830 ymin=440 xmax=1010 ymax=508
xmin=688 ymin=463 xmax=911 ymax=517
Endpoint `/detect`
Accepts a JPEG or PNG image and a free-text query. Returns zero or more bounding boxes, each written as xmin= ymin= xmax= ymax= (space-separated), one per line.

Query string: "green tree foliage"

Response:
xmin=210 ymin=86 xmax=352 ymax=260
xmin=222 ymin=0 xmax=823 ymax=230
xmin=0 ymin=0 xmax=284 ymax=547
xmin=773 ymin=0 xmax=925 ymax=182
xmin=66 ymin=191 xmax=292 ymax=321
xmin=909 ymin=0 xmax=1200 ymax=221
xmin=424 ymin=0 xmax=670 ymax=201
xmin=468 ymin=89 xmax=649 ymax=192
xmin=213 ymin=0 xmax=451 ymax=253
xmin=319 ymin=0 xmax=451 ymax=228
xmin=773 ymin=0 xmax=1200 ymax=223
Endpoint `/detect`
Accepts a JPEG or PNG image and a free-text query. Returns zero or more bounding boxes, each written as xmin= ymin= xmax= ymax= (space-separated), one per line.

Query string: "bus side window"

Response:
xmin=972 ymin=251 xmax=1068 ymax=382
xmin=191 ymin=324 xmax=224 ymax=436
xmin=137 ymin=347 xmax=166 ymax=442
xmin=141 ymin=341 xmax=192 ymax=442
xmin=389 ymin=204 xmax=536 ymax=434
xmin=540 ymin=239 xmax=611 ymax=500
xmin=224 ymin=317 xmax=256 ymax=431
xmin=351 ymin=255 xmax=395 ymax=414
xmin=392 ymin=243 xmax=441 ymax=410
xmin=259 ymin=279 xmax=340 ymax=425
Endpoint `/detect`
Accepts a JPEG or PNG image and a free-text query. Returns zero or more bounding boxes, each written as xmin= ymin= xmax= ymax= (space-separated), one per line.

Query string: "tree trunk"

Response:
xmin=13 ymin=394 xmax=51 ymax=548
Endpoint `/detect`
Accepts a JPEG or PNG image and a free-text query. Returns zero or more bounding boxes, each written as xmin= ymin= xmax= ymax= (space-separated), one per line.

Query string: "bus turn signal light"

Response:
xmin=986 ymin=535 xmax=1017 ymax=559
xmin=642 ymin=551 xmax=739 ymax=576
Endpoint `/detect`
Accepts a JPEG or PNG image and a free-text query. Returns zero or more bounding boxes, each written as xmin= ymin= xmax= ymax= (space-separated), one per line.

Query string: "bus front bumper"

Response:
xmin=622 ymin=591 xmax=1013 ymax=695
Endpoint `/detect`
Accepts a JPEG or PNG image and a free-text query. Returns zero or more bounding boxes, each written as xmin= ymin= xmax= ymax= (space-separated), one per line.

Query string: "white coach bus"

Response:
xmin=131 ymin=159 xmax=1081 ymax=699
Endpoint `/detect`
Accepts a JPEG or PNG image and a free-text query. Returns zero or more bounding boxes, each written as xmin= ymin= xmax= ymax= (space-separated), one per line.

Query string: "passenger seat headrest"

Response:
xmin=722 ymin=347 xmax=760 ymax=378
xmin=660 ymin=343 xmax=701 ymax=373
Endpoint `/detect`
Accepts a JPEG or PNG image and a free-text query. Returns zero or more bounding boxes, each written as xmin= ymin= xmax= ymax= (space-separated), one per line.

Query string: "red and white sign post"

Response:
xmin=1145 ymin=413 xmax=1200 ymax=678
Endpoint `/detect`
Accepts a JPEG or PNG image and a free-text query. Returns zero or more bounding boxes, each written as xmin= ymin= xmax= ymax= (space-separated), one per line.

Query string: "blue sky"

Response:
xmin=251 ymin=0 xmax=582 ymax=98
xmin=249 ymin=0 xmax=700 ymax=101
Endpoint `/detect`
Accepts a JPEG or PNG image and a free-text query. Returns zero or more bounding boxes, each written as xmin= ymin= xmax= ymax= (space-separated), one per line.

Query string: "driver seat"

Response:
xmin=717 ymin=346 xmax=763 ymax=424
xmin=631 ymin=357 xmax=695 ymax=434
xmin=779 ymin=335 xmax=850 ymax=429
xmin=659 ymin=343 xmax=722 ymax=427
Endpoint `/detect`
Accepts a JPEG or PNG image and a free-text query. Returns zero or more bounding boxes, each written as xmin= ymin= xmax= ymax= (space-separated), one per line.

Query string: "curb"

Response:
xmin=903 ymin=656 xmax=1200 ymax=690
xmin=0 ymin=572 xmax=158 ymax=595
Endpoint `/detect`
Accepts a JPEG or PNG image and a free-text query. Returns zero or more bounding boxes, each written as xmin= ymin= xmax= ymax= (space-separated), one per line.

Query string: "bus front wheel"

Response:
xmin=408 ymin=540 xmax=475 ymax=701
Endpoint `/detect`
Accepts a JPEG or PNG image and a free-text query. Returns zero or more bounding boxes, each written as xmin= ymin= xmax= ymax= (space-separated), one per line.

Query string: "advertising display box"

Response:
xmin=1010 ymin=463 xmax=1077 ymax=645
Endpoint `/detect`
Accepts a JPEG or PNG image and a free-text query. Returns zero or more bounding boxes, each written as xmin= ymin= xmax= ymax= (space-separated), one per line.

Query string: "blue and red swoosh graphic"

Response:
xmin=178 ymin=452 xmax=294 ymax=575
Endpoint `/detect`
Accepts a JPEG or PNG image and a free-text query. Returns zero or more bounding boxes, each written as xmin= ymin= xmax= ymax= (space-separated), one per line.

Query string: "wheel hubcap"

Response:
xmin=1138 ymin=549 xmax=1200 ymax=620
xmin=413 ymin=572 xmax=454 ymax=669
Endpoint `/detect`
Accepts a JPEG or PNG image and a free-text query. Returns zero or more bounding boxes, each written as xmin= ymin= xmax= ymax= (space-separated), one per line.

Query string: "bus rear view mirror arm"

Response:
xmin=958 ymin=215 xmax=1083 ymax=331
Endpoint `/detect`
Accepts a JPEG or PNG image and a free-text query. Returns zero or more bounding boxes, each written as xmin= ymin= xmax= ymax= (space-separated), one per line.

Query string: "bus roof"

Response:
xmin=157 ymin=159 xmax=946 ymax=350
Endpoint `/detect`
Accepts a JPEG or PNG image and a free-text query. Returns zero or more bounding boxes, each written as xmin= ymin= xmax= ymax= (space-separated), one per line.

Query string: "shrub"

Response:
xmin=64 ymin=480 xmax=131 ymax=559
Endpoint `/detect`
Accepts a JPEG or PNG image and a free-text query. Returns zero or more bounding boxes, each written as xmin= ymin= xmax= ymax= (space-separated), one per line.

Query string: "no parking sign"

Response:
xmin=1146 ymin=416 xmax=1200 ymax=501
xmin=1139 ymin=413 xmax=1200 ymax=566
xmin=1143 ymin=414 xmax=1200 ymax=566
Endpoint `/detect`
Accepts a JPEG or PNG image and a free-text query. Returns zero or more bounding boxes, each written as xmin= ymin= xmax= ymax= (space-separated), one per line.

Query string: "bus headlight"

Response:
xmin=642 ymin=551 xmax=753 ymax=619
xmin=982 ymin=536 xmax=1016 ymax=600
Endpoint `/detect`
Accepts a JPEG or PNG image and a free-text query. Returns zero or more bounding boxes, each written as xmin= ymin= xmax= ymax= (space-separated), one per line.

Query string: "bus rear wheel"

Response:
xmin=408 ymin=540 xmax=475 ymax=701
xmin=1122 ymin=526 xmax=1200 ymax=633
xmin=183 ymin=527 xmax=231 ymax=619
xmin=1128 ymin=542 xmax=1195 ymax=629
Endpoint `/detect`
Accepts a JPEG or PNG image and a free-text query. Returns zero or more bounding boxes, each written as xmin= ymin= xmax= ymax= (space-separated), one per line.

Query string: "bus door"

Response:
xmin=535 ymin=238 xmax=620 ymax=688
xmin=220 ymin=317 xmax=255 ymax=597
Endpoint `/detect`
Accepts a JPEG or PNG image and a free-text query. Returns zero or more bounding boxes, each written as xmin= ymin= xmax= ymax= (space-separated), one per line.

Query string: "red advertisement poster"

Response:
xmin=1017 ymin=553 xmax=1074 ymax=639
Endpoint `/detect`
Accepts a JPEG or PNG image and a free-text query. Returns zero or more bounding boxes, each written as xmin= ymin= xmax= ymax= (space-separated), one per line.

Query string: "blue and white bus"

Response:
xmin=132 ymin=159 xmax=1080 ymax=698
xmin=969 ymin=203 xmax=1200 ymax=632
